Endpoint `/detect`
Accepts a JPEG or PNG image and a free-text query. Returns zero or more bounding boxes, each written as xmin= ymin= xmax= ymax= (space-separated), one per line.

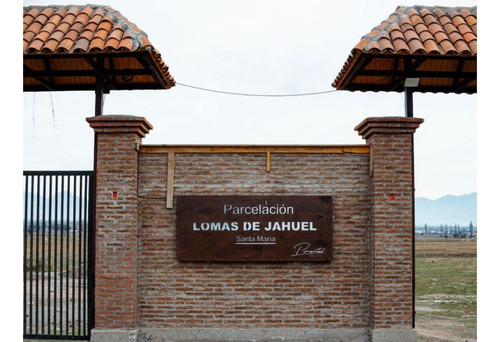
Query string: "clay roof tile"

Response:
xmin=118 ymin=33 xmax=134 ymax=51
xmin=465 ymin=14 xmax=477 ymax=27
xmin=439 ymin=15 xmax=452 ymax=27
xmin=104 ymin=38 xmax=120 ymax=50
xmin=25 ymin=8 xmax=40 ymax=19
xmin=47 ymin=14 xmax=62 ymax=27
xmin=23 ymin=4 xmax=175 ymax=89
xmin=433 ymin=8 xmax=446 ymax=19
xmin=71 ymin=38 xmax=90 ymax=52
xmin=333 ymin=5 xmax=477 ymax=93
xmin=108 ymin=25 xmax=124 ymax=41
xmin=422 ymin=39 xmax=440 ymax=54
xmin=454 ymin=40 xmax=472 ymax=55
xmin=41 ymin=39 xmax=59 ymax=53
xmin=28 ymin=39 xmax=44 ymax=52
xmin=392 ymin=38 xmax=410 ymax=53
xmin=438 ymin=39 xmax=457 ymax=54
xmin=75 ymin=12 xmax=90 ymax=27
xmin=57 ymin=38 xmax=74 ymax=52
xmin=69 ymin=22 xmax=85 ymax=34
xmin=434 ymin=31 xmax=449 ymax=44
xmin=23 ymin=31 xmax=36 ymax=44
xmin=53 ymin=7 xmax=67 ymax=18
xmin=468 ymin=40 xmax=477 ymax=55
xmin=89 ymin=37 xmax=105 ymax=51
xmin=402 ymin=28 xmax=419 ymax=42
xmin=463 ymin=32 xmax=477 ymax=44
xmin=56 ymin=22 xmax=71 ymax=35
xmin=407 ymin=38 xmax=426 ymax=54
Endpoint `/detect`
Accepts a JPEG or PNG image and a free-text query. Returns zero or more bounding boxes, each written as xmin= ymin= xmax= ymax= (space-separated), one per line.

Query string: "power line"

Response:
xmin=176 ymin=82 xmax=337 ymax=97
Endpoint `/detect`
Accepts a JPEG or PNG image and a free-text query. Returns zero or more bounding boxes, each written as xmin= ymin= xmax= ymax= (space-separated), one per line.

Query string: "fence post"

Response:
xmin=355 ymin=116 xmax=423 ymax=342
xmin=87 ymin=115 xmax=152 ymax=342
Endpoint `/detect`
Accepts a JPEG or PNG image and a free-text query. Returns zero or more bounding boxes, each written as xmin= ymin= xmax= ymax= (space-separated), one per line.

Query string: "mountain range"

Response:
xmin=415 ymin=192 xmax=476 ymax=227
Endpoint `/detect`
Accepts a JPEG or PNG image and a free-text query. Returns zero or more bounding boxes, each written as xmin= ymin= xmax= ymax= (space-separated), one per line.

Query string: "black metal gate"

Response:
xmin=23 ymin=171 xmax=94 ymax=340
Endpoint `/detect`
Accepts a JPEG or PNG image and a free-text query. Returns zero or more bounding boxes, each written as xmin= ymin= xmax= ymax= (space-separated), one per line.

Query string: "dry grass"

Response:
xmin=415 ymin=237 xmax=477 ymax=342
xmin=416 ymin=237 xmax=477 ymax=258
xmin=24 ymin=232 xmax=86 ymax=273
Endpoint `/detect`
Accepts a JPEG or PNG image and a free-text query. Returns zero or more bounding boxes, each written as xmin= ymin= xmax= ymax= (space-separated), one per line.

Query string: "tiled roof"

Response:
xmin=333 ymin=5 xmax=477 ymax=94
xmin=23 ymin=4 xmax=175 ymax=91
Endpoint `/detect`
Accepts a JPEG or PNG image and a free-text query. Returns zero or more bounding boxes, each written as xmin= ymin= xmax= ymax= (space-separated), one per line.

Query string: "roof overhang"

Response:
xmin=333 ymin=6 xmax=477 ymax=94
xmin=23 ymin=4 xmax=175 ymax=92
xmin=24 ymin=48 xmax=174 ymax=92
xmin=334 ymin=52 xmax=476 ymax=94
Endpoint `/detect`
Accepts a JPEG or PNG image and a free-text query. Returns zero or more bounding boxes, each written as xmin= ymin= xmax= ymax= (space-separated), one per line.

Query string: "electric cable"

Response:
xmin=176 ymin=82 xmax=337 ymax=97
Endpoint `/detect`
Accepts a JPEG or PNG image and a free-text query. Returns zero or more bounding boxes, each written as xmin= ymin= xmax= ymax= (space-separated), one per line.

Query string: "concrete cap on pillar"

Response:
xmin=86 ymin=115 xmax=153 ymax=138
xmin=355 ymin=116 xmax=424 ymax=140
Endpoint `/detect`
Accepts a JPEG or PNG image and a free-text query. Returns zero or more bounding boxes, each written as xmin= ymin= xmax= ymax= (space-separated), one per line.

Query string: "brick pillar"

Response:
xmin=87 ymin=115 xmax=153 ymax=342
xmin=355 ymin=117 xmax=423 ymax=342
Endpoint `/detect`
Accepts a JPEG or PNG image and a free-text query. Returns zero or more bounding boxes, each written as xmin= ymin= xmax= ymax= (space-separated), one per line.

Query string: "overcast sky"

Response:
xmin=20 ymin=0 xmax=479 ymax=201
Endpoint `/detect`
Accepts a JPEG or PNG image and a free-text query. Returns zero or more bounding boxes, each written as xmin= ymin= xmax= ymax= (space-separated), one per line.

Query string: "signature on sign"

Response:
xmin=292 ymin=242 xmax=326 ymax=257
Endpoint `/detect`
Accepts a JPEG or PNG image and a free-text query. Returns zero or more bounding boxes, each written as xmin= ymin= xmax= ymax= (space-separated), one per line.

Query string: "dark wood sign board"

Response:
xmin=176 ymin=196 xmax=332 ymax=262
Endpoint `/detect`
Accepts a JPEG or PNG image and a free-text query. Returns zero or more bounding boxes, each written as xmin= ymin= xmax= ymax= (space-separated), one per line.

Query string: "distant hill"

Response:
xmin=415 ymin=192 xmax=476 ymax=227
xmin=23 ymin=191 xmax=87 ymax=222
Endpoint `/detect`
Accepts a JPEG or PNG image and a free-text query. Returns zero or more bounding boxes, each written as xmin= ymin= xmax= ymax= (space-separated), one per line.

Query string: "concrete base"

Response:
xmin=137 ymin=328 xmax=369 ymax=341
xmin=91 ymin=328 xmax=138 ymax=342
xmin=90 ymin=327 xmax=417 ymax=341
xmin=371 ymin=328 xmax=417 ymax=342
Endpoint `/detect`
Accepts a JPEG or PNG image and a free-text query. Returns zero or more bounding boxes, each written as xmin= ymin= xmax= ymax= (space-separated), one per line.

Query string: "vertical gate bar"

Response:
xmin=78 ymin=175 xmax=83 ymax=335
xmin=88 ymin=172 xmax=95 ymax=334
xmin=47 ymin=175 xmax=53 ymax=335
xmin=35 ymin=174 xmax=40 ymax=335
xmin=53 ymin=175 xmax=59 ymax=335
xmin=29 ymin=176 xmax=34 ymax=335
xmin=23 ymin=175 xmax=28 ymax=334
xmin=59 ymin=175 xmax=64 ymax=336
xmin=23 ymin=175 xmax=28 ymax=335
xmin=72 ymin=175 xmax=77 ymax=336
xmin=83 ymin=174 xmax=89 ymax=335
xmin=41 ymin=175 xmax=46 ymax=335
xmin=65 ymin=175 xmax=70 ymax=335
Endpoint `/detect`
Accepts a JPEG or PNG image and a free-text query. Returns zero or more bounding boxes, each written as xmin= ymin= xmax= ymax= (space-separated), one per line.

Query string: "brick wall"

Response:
xmin=88 ymin=115 xmax=423 ymax=342
xmin=137 ymin=152 xmax=371 ymax=329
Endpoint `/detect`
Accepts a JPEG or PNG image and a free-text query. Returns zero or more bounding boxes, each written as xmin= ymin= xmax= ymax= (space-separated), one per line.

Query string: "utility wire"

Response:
xmin=176 ymin=82 xmax=337 ymax=97
xmin=176 ymin=74 xmax=396 ymax=97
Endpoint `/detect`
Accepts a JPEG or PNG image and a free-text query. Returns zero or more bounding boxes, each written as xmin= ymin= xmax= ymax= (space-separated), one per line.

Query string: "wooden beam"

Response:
xmin=343 ymin=83 xmax=476 ymax=94
xmin=356 ymin=69 xmax=476 ymax=79
xmin=23 ymin=65 xmax=53 ymax=91
xmin=136 ymin=52 xmax=168 ymax=89
xmin=138 ymin=145 xmax=371 ymax=155
xmin=24 ymin=68 xmax=153 ymax=78
xmin=166 ymin=153 xmax=175 ymax=209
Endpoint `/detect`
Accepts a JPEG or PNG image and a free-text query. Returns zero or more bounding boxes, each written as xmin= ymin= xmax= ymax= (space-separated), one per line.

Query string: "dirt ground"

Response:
xmin=416 ymin=296 xmax=477 ymax=341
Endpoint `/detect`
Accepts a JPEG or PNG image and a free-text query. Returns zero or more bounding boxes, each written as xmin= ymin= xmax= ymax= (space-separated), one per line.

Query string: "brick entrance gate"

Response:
xmin=87 ymin=115 xmax=423 ymax=342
